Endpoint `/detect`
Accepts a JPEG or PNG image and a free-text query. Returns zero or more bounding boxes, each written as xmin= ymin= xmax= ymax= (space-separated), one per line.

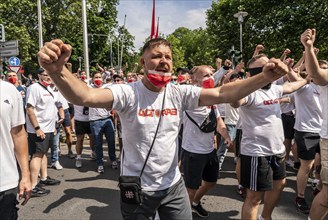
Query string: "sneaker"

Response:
xmin=68 ymin=150 xmax=75 ymax=159
xmin=31 ymin=186 xmax=50 ymax=197
xmin=112 ymin=161 xmax=118 ymax=169
xmin=90 ymin=151 xmax=96 ymax=160
xmin=51 ymin=161 xmax=63 ymax=170
xmin=76 ymin=158 xmax=82 ymax=168
xmin=98 ymin=165 xmax=104 ymax=173
xmin=237 ymin=185 xmax=247 ymax=199
xmin=295 ymin=197 xmax=310 ymax=214
xmin=293 ymin=161 xmax=300 ymax=170
xmin=192 ymin=203 xmax=209 ymax=218
xmin=285 ymin=159 xmax=294 ymax=167
xmin=39 ymin=176 xmax=61 ymax=186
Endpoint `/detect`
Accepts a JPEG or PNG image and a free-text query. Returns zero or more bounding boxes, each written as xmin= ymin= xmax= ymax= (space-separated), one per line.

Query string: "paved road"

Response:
xmin=18 ymin=141 xmax=322 ymax=220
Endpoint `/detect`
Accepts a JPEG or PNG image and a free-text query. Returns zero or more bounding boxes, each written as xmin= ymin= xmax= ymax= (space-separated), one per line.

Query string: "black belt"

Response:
xmin=282 ymin=111 xmax=294 ymax=116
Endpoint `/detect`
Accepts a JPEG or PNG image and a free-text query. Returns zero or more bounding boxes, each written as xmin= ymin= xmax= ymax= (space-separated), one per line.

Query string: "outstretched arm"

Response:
xmin=37 ymin=39 xmax=114 ymax=109
xmin=252 ymin=44 xmax=264 ymax=57
xmin=301 ymin=29 xmax=328 ymax=86
xmin=199 ymin=58 xmax=289 ymax=106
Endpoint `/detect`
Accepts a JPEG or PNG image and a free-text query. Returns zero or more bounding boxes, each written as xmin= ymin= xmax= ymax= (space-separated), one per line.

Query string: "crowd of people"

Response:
xmin=0 ymin=28 xmax=327 ymax=220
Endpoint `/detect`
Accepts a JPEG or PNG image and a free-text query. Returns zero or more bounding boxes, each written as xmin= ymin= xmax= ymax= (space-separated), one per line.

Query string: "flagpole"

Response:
xmin=120 ymin=14 xmax=126 ymax=70
xmin=150 ymin=0 xmax=156 ymax=39
xmin=155 ymin=16 xmax=159 ymax=38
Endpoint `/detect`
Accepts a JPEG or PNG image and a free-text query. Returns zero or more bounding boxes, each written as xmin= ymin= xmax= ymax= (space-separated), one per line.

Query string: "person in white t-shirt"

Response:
xmin=74 ymin=77 xmax=95 ymax=168
xmin=89 ymin=72 xmax=117 ymax=173
xmin=217 ymin=73 xmax=241 ymax=171
xmin=287 ymin=59 xmax=323 ymax=213
xmin=231 ymin=54 xmax=309 ymax=220
xmin=26 ymin=68 xmax=61 ymax=198
xmin=0 ymin=80 xmax=32 ymax=219
xmin=301 ymin=28 xmax=328 ymax=220
xmin=181 ymin=65 xmax=232 ymax=218
xmin=38 ymin=38 xmax=291 ymax=219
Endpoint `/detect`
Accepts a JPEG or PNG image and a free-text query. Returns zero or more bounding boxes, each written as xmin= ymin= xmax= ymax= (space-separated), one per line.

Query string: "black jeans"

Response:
xmin=0 ymin=187 xmax=18 ymax=220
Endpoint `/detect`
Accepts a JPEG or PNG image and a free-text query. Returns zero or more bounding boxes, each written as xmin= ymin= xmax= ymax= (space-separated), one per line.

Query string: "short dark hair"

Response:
xmin=142 ymin=38 xmax=172 ymax=55
xmin=247 ymin=54 xmax=268 ymax=68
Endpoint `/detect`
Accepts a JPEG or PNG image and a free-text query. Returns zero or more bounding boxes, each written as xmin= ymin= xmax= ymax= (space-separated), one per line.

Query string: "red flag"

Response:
xmin=150 ymin=0 xmax=156 ymax=39
xmin=155 ymin=17 xmax=159 ymax=38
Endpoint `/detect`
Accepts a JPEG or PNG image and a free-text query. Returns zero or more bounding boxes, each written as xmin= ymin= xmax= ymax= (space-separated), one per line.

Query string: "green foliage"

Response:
xmin=0 ymin=0 xmax=135 ymax=77
xmin=206 ymin=0 xmax=328 ymax=64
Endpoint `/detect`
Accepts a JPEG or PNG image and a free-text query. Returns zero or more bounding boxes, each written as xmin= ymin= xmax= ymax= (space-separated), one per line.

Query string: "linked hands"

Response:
xmin=262 ymin=58 xmax=289 ymax=81
xmin=37 ymin=39 xmax=72 ymax=75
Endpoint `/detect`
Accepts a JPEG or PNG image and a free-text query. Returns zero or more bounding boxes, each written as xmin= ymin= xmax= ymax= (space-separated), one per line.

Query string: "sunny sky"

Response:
xmin=117 ymin=0 xmax=214 ymax=49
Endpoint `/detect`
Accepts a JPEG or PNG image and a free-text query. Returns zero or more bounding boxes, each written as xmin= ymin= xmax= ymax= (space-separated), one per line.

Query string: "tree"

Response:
xmin=206 ymin=0 xmax=328 ymax=64
xmin=0 ymin=0 xmax=135 ymax=77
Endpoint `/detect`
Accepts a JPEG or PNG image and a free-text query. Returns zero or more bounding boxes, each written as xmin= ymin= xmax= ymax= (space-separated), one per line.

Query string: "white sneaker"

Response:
xmin=112 ymin=161 xmax=118 ymax=169
xmin=76 ymin=159 xmax=82 ymax=168
xmin=51 ymin=161 xmax=63 ymax=170
xmin=98 ymin=165 xmax=104 ymax=173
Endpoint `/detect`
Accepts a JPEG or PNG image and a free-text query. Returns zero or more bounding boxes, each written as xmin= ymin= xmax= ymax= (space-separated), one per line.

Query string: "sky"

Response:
xmin=117 ymin=0 xmax=214 ymax=49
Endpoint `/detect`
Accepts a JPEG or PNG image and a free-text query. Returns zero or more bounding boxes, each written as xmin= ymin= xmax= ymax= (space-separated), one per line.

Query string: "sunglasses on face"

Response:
xmin=171 ymin=79 xmax=177 ymax=81
xmin=115 ymin=79 xmax=122 ymax=82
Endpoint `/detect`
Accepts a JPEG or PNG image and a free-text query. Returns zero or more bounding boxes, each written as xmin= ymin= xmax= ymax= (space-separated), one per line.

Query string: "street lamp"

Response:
xmin=233 ymin=11 xmax=248 ymax=56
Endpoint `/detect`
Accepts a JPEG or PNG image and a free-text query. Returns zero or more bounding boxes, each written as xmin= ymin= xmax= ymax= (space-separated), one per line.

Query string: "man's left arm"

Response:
xmin=11 ymin=125 xmax=32 ymax=205
xmin=199 ymin=58 xmax=288 ymax=106
xmin=282 ymin=79 xmax=308 ymax=95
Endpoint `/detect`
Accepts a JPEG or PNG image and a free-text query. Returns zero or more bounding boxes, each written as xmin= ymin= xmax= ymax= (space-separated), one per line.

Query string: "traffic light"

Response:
xmin=2 ymin=60 xmax=8 ymax=75
xmin=0 ymin=24 xmax=5 ymax=42
xmin=234 ymin=50 xmax=242 ymax=63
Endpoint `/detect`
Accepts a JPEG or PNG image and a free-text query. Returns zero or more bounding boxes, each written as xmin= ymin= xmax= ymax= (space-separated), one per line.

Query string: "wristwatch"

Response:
xmin=34 ymin=126 xmax=40 ymax=131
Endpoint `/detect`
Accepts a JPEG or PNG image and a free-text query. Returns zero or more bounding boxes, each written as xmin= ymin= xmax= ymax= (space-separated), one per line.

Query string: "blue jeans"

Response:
xmin=90 ymin=118 xmax=116 ymax=166
xmin=51 ymin=125 xmax=61 ymax=163
xmin=217 ymin=124 xmax=237 ymax=170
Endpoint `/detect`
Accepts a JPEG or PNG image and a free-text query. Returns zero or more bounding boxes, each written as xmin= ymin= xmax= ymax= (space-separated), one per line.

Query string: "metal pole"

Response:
xmin=240 ymin=23 xmax=243 ymax=54
xmin=117 ymin=37 xmax=120 ymax=68
xmin=120 ymin=14 xmax=127 ymax=70
xmin=110 ymin=40 xmax=113 ymax=67
xmin=37 ymin=0 xmax=43 ymax=50
xmin=82 ymin=0 xmax=90 ymax=79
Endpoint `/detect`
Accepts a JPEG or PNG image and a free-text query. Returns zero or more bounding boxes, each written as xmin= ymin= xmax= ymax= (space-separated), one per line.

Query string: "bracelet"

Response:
xmin=34 ymin=126 xmax=40 ymax=131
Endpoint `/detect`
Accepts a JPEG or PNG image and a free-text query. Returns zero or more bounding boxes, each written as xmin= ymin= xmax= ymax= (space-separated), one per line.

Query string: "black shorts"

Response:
xmin=75 ymin=120 xmax=91 ymax=135
xmin=235 ymin=129 xmax=243 ymax=157
xmin=68 ymin=103 xmax=74 ymax=115
xmin=28 ymin=132 xmax=54 ymax=155
xmin=240 ymin=154 xmax=286 ymax=191
xmin=281 ymin=114 xmax=295 ymax=139
xmin=62 ymin=109 xmax=71 ymax=127
xmin=0 ymin=188 xmax=18 ymax=220
xmin=182 ymin=149 xmax=219 ymax=189
xmin=295 ymin=130 xmax=320 ymax=160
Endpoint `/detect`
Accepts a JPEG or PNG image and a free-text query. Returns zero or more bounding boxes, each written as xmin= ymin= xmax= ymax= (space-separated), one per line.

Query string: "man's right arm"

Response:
xmin=26 ymin=104 xmax=46 ymax=139
xmin=37 ymin=39 xmax=114 ymax=109
xmin=301 ymin=29 xmax=328 ymax=86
